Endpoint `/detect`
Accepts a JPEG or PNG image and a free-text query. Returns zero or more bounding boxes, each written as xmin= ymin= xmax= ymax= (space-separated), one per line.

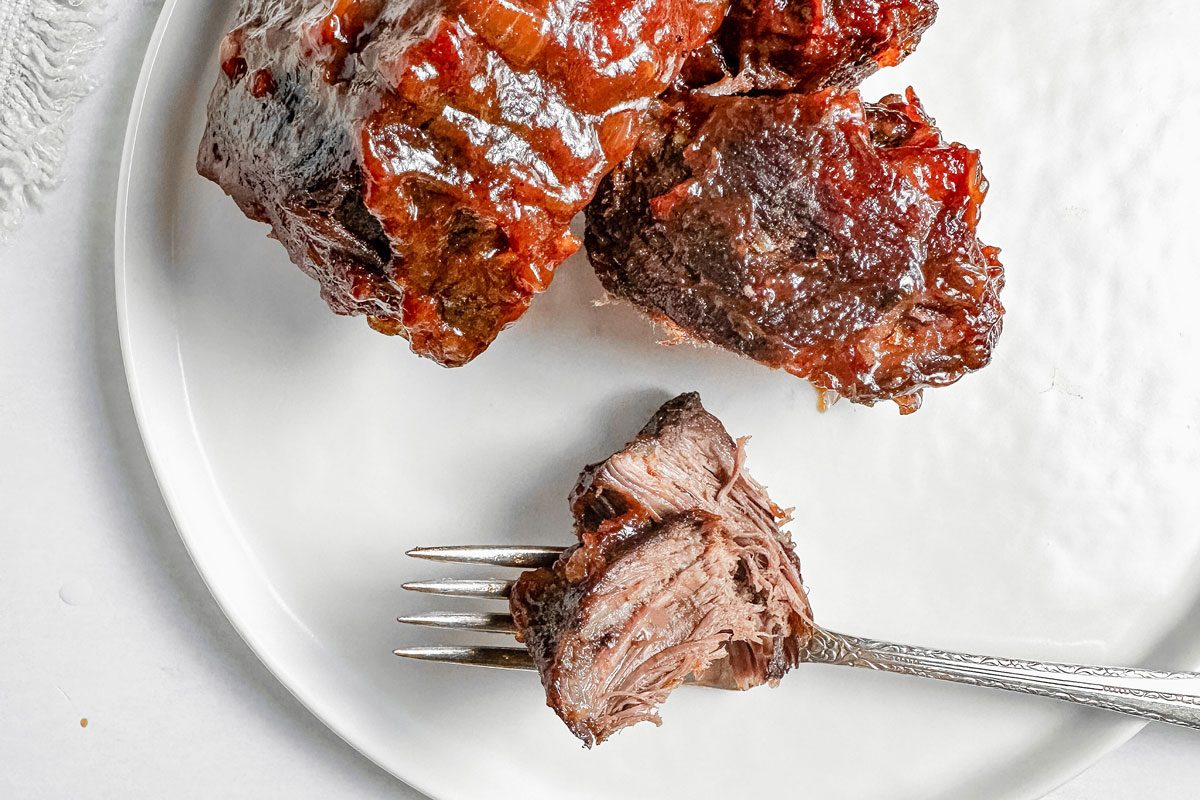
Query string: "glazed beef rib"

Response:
xmin=197 ymin=0 xmax=726 ymax=366
xmin=510 ymin=393 xmax=813 ymax=745
xmin=585 ymin=90 xmax=1004 ymax=413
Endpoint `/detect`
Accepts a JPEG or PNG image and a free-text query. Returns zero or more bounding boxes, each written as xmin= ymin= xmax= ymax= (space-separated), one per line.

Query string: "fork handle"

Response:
xmin=804 ymin=628 xmax=1200 ymax=729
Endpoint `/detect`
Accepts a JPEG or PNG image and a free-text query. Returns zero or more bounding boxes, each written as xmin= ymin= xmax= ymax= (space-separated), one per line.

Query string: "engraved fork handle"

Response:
xmin=803 ymin=628 xmax=1200 ymax=729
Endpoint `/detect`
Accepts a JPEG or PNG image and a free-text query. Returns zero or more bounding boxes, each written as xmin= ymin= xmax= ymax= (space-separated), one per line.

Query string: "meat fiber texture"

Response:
xmin=197 ymin=0 xmax=726 ymax=366
xmin=586 ymin=89 xmax=1004 ymax=413
xmin=510 ymin=394 xmax=813 ymax=745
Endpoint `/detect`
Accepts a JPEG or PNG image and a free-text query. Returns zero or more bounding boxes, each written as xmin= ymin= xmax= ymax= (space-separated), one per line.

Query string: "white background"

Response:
xmin=1 ymin=1 xmax=1198 ymax=797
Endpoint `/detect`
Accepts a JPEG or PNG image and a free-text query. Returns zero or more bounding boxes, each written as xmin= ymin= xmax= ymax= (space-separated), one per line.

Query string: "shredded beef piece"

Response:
xmin=511 ymin=394 xmax=813 ymax=745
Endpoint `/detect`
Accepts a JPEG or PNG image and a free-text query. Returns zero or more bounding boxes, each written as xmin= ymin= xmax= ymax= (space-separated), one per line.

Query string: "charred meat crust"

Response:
xmin=680 ymin=0 xmax=940 ymax=92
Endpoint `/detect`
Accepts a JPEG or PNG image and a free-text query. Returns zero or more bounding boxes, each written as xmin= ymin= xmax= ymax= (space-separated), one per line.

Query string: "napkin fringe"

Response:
xmin=0 ymin=0 xmax=106 ymax=238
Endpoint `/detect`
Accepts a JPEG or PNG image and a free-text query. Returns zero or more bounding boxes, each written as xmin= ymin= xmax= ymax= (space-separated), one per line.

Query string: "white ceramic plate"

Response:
xmin=116 ymin=2 xmax=1200 ymax=798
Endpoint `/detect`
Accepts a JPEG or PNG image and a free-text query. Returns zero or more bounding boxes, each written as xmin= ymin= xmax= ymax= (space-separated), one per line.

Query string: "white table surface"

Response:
xmin=1 ymin=2 xmax=1198 ymax=797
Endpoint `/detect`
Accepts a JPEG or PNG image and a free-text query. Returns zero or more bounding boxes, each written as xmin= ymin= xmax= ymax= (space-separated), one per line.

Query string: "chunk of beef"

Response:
xmin=198 ymin=0 xmax=727 ymax=366
xmin=510 ymin=394 xmax=813 ymax=745
xmin=585 ymin=90 xmax=1004 ymax=413
xmin=680 ymin=0 xmax=938 ymax=92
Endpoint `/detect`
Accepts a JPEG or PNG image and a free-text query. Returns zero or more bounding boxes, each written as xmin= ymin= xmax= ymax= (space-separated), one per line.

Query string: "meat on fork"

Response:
xmin=510 ymin=394 xmax=813 ymax=745
xmin=585 ymin=89 xmax=1004 ymax=413
xmin=197 ymin=0 xmax=727 ymax=366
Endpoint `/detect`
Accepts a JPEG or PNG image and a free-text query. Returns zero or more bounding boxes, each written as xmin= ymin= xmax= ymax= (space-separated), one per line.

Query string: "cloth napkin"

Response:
xmin=0 ymin=0 xmax=105 ymax=237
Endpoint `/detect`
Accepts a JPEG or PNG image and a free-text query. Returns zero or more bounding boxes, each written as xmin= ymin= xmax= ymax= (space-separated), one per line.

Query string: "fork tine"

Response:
xmin=394 ymin=645 xmax=536 ymax=671
xmin=407 ymin=545 xmax=565 ymax=568
xmin=397 ymin=611 xmax=517 ymax=634
xmin=402 ymin=578 xmax=514 ymax=599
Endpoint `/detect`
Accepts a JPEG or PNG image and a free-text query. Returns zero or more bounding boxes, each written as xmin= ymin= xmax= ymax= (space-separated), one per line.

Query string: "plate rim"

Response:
xmin=113 ymin=0 xmax=435 ymax=794
xmin=112 ymin=2 xmax=1151 ymax=798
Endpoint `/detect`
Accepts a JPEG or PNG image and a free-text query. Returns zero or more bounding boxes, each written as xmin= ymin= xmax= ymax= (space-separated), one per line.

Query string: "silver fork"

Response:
xmin=395 ymin=545 xmax=1200 ymax=730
